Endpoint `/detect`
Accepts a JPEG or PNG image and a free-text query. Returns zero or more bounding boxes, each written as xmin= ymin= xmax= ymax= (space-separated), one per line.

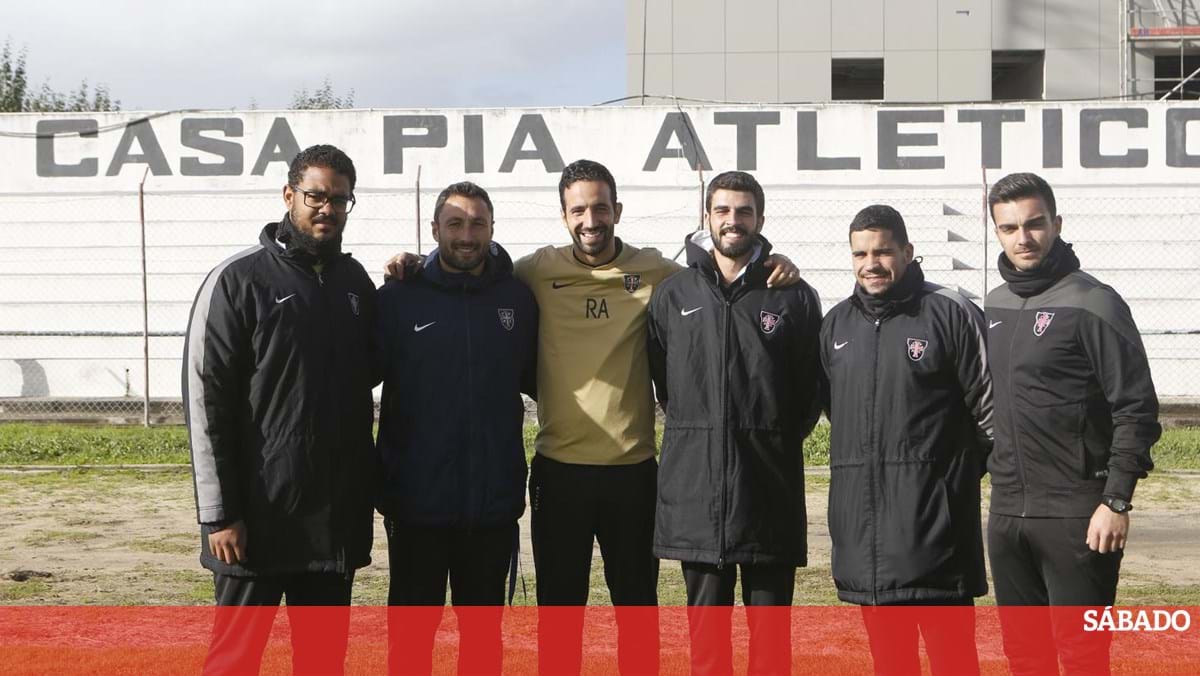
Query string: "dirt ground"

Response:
xmin=1 ymin=469 xmax=1199 ymax=606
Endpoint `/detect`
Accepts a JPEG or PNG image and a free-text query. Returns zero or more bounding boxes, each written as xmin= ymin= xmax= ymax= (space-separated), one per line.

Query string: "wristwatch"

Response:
xmin=1102 ymin=496 xmax=1132 ymax=513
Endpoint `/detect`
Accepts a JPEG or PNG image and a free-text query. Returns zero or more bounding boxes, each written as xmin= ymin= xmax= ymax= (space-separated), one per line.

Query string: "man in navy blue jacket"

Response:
xmin=375 ymin=181 xmax=538 ymax=674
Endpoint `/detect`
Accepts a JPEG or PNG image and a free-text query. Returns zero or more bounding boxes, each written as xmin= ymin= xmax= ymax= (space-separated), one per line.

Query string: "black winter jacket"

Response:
xmin=647 ymin=234 xmax=823 ymax=567
xmin=375 ymin=243 xmax=538 ymax=528
xmin=183 ymin=221 xmax=378 ymax=576
xmin=819 ymin=262 xmax=993 ymax=604
xmin=986 ymin=241 xmax=1159 ymax=518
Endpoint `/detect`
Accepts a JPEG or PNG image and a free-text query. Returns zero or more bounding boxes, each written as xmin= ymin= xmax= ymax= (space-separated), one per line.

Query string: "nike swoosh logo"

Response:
xmin=413 ymin=322 xmax=436 ymax=332
xmin=681 ymin=307 xmax=703 ymax=316
xmin=989 ymin=321 xmax=1003 ymax=329
xmin=275 ymin=294 xmax=296 ymax=304
xmin=551 ymin=281 xmax=577 ymax=289
xmin=834 ymin=341 xmax=849 ymax=350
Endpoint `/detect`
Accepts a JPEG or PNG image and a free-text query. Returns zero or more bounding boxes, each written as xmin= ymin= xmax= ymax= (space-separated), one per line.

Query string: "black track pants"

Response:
xmin=205 ymin=571 xmax=353 ymax=675
xmin=384 ymin=520 xmax=514 ymax=675
xmin=860 ymin=599 xmax=979 ymax=676
xmin=681 ymin=562 xmax=794 ymax=675
xmin=530 ymin=454 xmax=659 ymax=674
xmin=988 ymin=513 xmax=1122 ymax=676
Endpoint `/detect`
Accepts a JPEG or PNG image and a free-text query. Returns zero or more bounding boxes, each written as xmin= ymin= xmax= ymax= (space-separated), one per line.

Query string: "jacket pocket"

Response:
xmin=658 ymin=425 xmax=714 ymax=507
xmin=828 ymin=462 xmax=872 ymax=593
xmin=1015 ymin=401 xmax=1087 ymax=485
xmin=656 ymin=424 xmax=717 ymax=554
xmin=875 ymin=460 xmax=956 ymax=590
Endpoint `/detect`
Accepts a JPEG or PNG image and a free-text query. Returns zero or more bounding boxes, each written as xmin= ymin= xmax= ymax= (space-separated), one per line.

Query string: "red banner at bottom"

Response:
xmin=1 ymin=606 xmax=1196 ymax=674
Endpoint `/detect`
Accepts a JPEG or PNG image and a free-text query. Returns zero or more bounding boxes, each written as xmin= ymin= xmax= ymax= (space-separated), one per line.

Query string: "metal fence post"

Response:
xmin=415 ymin=165 xmax=423 ymax=255
xmin=981 ymin=167 xmax=989 ymax=299
xmin=138 ymin=168 xmax=151 ymax=427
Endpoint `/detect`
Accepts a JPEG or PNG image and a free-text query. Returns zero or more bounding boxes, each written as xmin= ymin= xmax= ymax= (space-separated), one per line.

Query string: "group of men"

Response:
xmin=184 ymin=144 xmax=1160 ymax=675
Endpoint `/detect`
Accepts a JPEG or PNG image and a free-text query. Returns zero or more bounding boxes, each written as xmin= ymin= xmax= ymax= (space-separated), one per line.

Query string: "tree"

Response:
xmin=0 ymin=38 xmax=120 ymax=112
xmin=291 ymin=77 xmax=355 ymax=110
xmin=0 ymin=41 xmax=29 ymax=112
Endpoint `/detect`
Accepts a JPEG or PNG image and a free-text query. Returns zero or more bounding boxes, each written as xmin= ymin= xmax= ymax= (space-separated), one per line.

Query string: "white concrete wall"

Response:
xmin=1 ymin=104 xmax=1198 ymax=401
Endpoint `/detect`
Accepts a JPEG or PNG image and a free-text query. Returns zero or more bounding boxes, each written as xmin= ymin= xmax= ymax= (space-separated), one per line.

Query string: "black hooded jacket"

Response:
xmin=647 ymin=233 xmax=823 ymax=567
xmin=819 ymin=261 xmax=993 ymax=604
xmin=183 ymin=220 xmax=378 ymax=576
xmin=375 ymin=242 xmax=538 ymax=528
xmin=986 ymin=239 xmax=1159 ymax=518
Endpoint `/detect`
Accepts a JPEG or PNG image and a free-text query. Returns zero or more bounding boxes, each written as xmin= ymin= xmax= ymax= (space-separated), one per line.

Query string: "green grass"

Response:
xmin=0 ymin=424 xmax=190 ymax=464
xmin=1149 ymin=426 xmax=1200 ymax=470
xmin=1 ymin=422 xmax=1197 ymax=470
xmin=0 ymin=578 xmax=51 ymax=602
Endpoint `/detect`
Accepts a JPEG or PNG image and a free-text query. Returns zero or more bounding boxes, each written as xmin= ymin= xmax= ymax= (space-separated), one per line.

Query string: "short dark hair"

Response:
xmin=558 ymin=159 xmax=618 ymax=212
xmin=988 ymin=172 xmax=1057 ymax=221
xmin=849 ymin=204 xmax=909 ymax=246
xmin=705 ymin=171 xmax=765 ymax=216
xmin=288 ymin=144 xmax=357 ymax=191
xmin=433 ymin=181 xmax=495 ymax=223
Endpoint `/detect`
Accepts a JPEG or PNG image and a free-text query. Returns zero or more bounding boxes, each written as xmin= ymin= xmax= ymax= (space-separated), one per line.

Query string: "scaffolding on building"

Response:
xmin=1123 ymin=0 xmax=1200 ymax=98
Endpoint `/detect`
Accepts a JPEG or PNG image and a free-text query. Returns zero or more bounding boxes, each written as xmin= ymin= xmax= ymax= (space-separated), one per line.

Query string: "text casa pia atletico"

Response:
xmin=26 ymin=104 xmax=1200 ymax=180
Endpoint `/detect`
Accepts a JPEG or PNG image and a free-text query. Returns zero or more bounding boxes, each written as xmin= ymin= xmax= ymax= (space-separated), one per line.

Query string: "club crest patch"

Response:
xmin=907 ymin=338 xmax=929 ymax=362
xmin=1033 ymin=311 xmax=1055 ymax=337
xmin=347 ymin=292 xmax=360 ymax=316
xmin=623 ymin=274 xmax=641 ymax=294
xmin=760 ymin=311 xmax=781 ymax=334
xmin=498 ymin=308 xmax=515 ymax=331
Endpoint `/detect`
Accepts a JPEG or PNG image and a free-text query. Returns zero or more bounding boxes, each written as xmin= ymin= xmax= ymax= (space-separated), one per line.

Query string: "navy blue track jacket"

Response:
xmin=375 ymin=242 xmax=538 ymax=528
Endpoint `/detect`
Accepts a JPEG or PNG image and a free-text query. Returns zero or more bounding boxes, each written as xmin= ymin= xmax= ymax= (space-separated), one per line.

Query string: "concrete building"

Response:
xmin=626 ymin=0 xmax=1200 ymax=103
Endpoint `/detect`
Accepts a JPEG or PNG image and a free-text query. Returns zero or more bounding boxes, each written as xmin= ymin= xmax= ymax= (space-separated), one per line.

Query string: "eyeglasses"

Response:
xmin=291 ymin=185 xmax=356 ymax=214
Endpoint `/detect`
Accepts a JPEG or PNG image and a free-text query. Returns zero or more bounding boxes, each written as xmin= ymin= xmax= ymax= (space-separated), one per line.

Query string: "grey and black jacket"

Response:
xmin=820 ymin=261 xmax=993 ymax=604
xmin=183 ymin=219 xmax=378 ymax=576
xmin=647 ymin=233 xmax=823 ymax=567
xmin=986 ymin=239 xmax=1159 ymax=518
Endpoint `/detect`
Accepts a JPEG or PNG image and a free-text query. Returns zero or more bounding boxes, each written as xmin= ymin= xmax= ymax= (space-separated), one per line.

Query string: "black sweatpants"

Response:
xmin=204 ymin=571 xmax=353 ymax=676
xmin=682 ymin=562 xmax=794 ymax=676
xmin=860 ymin=599 xmax=978 ymax=676
xmin=988 ymin=513 xmax=1122 ymax=676
xmin=385 ymin=519 xmax=515 ymax=675
xmin=529 ymin=454 xmax=659 ymax=674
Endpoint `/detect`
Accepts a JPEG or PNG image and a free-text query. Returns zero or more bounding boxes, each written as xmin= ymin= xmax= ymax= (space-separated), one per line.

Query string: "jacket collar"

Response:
xmin=260 ymin=218 xmax=348 ymax=271
xmin=685 ymin=230 xmax=772 ymax=292
xmin=851 ymin=258 xmax=927 ymax=321
xmin=997 ymin=237 xmax=1081 ymax=298
xmin=420 ymin=241 xmax=515 ymax=291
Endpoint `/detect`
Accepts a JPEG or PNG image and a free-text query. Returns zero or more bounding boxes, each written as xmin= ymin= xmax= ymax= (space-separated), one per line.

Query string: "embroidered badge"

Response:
xmin=347 ymin=292 xmax=360 ymax=316
xmin=1033 ymin=311 xmax=1055 ymax=337
xmin=907 ymin=338 xmax=929 ymax=362
xmin=623 ymin=274 xmax=641 ymax=294
xmin=498 ymin=308 xmax=515 ymax=331
xmin=760 ymin=311 xmax=781 ymax=334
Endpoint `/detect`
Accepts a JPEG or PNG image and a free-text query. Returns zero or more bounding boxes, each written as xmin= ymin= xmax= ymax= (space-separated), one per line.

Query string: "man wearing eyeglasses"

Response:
xmin=184 ymin=144 xmax=377 ymax=674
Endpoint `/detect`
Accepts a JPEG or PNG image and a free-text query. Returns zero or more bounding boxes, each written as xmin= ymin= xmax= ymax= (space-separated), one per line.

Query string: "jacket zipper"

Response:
xmin=316 ymin=263 xmax=341 ymax=568
xmin=717 ymin=297 xmax=733 ymax=570
xmin=869 ymin=316 xmax=881 ymax=605
xmin=463 ymin=281 xmax=479 ymax=526
xmin=1007 ymin=299 xmax=1030 ymax=517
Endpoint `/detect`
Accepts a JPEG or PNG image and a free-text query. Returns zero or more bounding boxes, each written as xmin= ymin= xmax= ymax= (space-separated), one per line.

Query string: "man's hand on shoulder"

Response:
xmin=763 ymin=254 xmax=801 ymax=288
xmin=383 ymin=252 xmax=424 ymax=281
xmin=1086 ymin=504 xmax=1129 ymax=554
xmin=208 ymin=519 xmax=248 ymax=565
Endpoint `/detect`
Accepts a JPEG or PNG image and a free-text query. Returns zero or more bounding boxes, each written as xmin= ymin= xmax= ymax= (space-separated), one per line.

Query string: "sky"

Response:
xmin=6 ymin=0 xmax=627 ymax=111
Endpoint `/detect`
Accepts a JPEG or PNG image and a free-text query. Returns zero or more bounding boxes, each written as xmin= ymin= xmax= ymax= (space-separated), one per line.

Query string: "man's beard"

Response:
xmin=284 ymin=211 xmax=343 ymax=260
xmin=440 ymin=243 xmax=485 ymax=272
xmin=712 ymin=227 xmax=755 ymax=258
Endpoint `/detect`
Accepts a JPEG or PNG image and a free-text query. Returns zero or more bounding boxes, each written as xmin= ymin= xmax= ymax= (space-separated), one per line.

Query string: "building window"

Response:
xmin=831 ymin=59 xmax=884 ymax=100
xmin=1155 ymin=52 xmax=1200 ymax=99
xmin=992 ymin=51 xmax=1044 ymax=101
